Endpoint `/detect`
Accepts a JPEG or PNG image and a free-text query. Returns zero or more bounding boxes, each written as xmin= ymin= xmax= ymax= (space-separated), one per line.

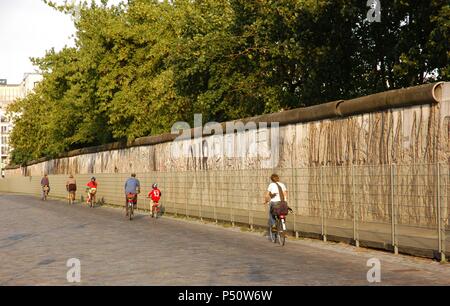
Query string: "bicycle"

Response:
xmin=269 ymin=214 xmax=287 ymax=246
xmin=68 ymin=191 xmax=75 ymax=205
xmin=42 ymin=185 xmax=49 ymax=201
xmin=126 ymin=193 xmax=136 ymax=220
xmin=86 ymin=188 xmax=96 ymax=208
xmin=269 ymin=207 xmax=293 ymax=246
xmin=151 ymin=201 xmax=160 ymax=219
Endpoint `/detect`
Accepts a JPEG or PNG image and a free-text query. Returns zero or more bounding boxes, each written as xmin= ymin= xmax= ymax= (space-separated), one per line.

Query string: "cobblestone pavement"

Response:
xmin=0 ymin=194 xmax=449 ymax=286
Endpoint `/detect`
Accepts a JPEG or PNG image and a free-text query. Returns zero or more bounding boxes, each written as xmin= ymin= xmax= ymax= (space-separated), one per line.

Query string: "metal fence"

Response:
xmin=0 ymin=163 xmax=448 ymax=260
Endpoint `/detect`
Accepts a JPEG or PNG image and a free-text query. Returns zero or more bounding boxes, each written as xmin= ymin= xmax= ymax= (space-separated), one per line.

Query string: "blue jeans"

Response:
xmin=268 ymin=201 xmax=279 ymax=227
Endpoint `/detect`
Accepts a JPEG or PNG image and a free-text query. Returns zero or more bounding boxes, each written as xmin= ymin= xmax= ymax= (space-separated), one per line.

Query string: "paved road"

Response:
xmin=0 ymin=194 xmax=449 ymax=285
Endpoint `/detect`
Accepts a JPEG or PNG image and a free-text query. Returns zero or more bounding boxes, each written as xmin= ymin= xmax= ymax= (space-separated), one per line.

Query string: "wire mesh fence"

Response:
xmin=0 ymin=163 xmax=448 ymax=260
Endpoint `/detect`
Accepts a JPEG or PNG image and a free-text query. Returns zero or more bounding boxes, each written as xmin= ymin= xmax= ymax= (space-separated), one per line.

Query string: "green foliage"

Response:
xmin=8 ymin=0 xmax=450 ymax=165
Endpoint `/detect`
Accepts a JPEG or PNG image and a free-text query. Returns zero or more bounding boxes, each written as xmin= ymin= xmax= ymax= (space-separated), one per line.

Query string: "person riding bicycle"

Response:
xmin=148 ymin=183 xmax=162 ymax=218
xmin=40 ymin=174 xmax=50 ymax=200
xmin=86 ymin=177 xmax=98 ymax=205
xmin=264 ymin=174 xmax=288 ymax=231
xmin=124 ymin=173 xmax=140 ymax=217
xmin=66 ymin=174 xmax=77 ymax=203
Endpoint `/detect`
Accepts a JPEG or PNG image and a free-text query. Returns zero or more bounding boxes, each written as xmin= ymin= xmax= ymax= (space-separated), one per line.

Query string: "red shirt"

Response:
xmin=87 ymin=181 xmax=97 ymax=189
xmin=148 ymin=188 xmax=161 ymax=202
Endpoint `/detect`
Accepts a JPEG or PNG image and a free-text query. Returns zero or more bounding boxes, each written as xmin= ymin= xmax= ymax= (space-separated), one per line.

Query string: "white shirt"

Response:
xmin=267 ymin=182 xmax=287 ymax=202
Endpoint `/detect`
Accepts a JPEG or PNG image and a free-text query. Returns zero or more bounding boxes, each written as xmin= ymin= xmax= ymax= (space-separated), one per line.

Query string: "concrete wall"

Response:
xmin=5 ymin=82 xmax=450 ymax=176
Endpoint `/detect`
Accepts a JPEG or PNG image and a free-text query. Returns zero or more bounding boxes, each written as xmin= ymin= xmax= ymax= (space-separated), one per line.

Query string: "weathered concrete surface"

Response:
xmin=5 ymin=82 xmax=450 ymax=176
xmin=0 ymin=194 xmax=449 ymax=286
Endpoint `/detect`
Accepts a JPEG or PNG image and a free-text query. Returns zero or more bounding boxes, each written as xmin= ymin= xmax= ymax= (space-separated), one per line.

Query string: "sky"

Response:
xmin=0 ymin=0 xmax=122 ymax=85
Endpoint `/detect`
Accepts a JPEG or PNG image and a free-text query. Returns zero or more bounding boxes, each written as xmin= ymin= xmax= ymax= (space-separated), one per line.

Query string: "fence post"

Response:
xmin=171 ymin=172 xmax=175 ymax=215
xmin=185 ymin=171 xmax=189 ymax=219
xmin=292 ymin=167 xmax=298 ymax=238
xmin=320 ymin=166 xmax=326 ymax=242
xmin=214 ymin=171 xmax=218 ymax=223
xmin=228 ymin=171 xmax=234 ymax=227
xmin=199 ymin=171 xmax=203 ymax=221
xmin=437 ymin=163 xmax=446 ymax=262
xmin=352 ymin=164 xmax=359 ymax=247
xmin=159 ymin=172 xmax=163 ymax=214
xmin=248 ymin=169 xmax=254 ymax=231
xmin=390 ymin=164 xmax=398 ymax=255
xmin=173 ymin=172 xmax=177 ymax=216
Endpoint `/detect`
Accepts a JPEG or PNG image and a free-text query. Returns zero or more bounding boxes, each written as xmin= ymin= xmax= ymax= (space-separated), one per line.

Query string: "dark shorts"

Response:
xmin=68 ymin=184 xmax=77 ymax=192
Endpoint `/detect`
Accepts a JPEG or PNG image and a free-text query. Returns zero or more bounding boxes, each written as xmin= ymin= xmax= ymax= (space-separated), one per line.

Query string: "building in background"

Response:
xmin=0 ymin=73 xmax=43 ymax=171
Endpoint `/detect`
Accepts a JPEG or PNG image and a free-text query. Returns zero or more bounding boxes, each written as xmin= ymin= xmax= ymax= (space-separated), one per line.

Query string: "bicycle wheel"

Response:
xmin=277 ymin=221 xmax=285 ymax=246
xmin=129 ymin=203 xmax=133 ymax=220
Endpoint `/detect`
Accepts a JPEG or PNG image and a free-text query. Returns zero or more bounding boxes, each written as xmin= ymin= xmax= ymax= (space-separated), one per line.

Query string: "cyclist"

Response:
xmin=86 ymin=177 xmax=98 ymax=205
xmin=264 ymin=174 xmax=288 ymax=231
xmin=148 ymin=183 xmax=162 ymax=218
xmin=66 ymin=174 xmax=77 ymax=204
xmin=124 ymin=173 xmax=140 ymax=217
xmin=40 ymin=174 xmax=50 ymax=200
